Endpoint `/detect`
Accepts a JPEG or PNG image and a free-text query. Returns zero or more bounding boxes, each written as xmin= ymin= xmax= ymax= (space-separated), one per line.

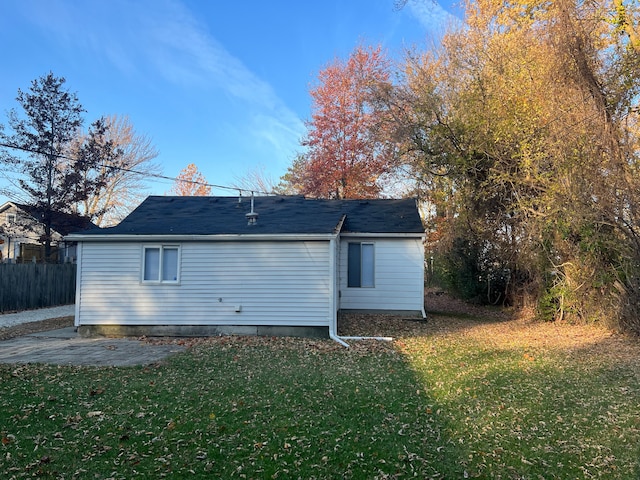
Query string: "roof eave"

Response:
xmin=67 ymin=230 xmax=426 ymax=242
xmin=339 ymin=232 xmax=426 ymax=239
xmin=65 ymin=233 xmax=340 ymax=242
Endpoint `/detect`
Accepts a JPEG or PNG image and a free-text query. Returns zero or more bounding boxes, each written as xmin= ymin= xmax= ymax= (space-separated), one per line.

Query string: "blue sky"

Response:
xmin=0 ymin=0 xmax=458 ymax=203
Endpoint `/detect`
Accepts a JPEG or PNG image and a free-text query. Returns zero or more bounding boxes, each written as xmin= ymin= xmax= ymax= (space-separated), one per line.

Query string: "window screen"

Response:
xmin=361 ymin=243 xmax=375 ymax=287
xmin=143 ymin=247 xmax=160 ymax=281
xmin=162 ymin=247 xmax=179 ymax=281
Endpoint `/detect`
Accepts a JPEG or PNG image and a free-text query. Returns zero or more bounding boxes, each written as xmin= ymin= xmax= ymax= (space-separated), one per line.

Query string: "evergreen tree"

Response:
xmin=0 ymin=73 xmax=93 ymax=260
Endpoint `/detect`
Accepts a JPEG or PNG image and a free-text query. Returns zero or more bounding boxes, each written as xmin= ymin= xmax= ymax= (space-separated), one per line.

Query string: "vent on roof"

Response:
xmin=246 ymin=192 xmax=258 ymax=225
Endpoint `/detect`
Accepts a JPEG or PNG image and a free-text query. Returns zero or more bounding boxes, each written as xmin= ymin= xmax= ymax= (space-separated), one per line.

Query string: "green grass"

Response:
xmin=1 ymin=322 xmax=639 ymax=479
xmin=400 ymin=334 xmax=640 ymax=479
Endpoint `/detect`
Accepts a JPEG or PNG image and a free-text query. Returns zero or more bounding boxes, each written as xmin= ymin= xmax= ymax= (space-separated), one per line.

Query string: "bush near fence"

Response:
xmin=0 ymin=263 xmax=76 ymax=312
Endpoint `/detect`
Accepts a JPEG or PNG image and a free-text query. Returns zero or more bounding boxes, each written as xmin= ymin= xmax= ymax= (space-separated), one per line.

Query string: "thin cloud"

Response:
xmin=406 ymin=0 xmax=459 ymax=36
xmin=16 ymin=0 xmax=305 ymax=160
xmin=250 ymin=111 xmax=304 ymax=163
xmin=137 ymin=0 xmax=306 ymax=138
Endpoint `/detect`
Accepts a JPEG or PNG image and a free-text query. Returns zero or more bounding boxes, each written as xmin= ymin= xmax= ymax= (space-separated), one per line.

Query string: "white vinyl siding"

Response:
xmin=76 ymin=241 xmax=331 ymax=327
xmin=339 ymin=237 xmax=424 ymax=311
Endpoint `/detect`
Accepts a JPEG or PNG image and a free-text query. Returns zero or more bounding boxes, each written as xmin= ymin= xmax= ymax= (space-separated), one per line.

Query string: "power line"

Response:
xmin=0 ymin=141 xmax=274 ymax=196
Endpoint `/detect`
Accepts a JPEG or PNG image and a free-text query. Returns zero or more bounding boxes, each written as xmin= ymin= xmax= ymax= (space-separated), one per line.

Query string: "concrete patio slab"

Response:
xmin=0 ymin=328 xmax=186 ymax=367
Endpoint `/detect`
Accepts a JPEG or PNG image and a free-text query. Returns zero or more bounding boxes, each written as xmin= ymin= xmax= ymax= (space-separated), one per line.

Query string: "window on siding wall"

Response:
xmin=348 ymin=242 xmax=375 ymax=287
xmin=143 ymin=246 xmax=180 ymax=283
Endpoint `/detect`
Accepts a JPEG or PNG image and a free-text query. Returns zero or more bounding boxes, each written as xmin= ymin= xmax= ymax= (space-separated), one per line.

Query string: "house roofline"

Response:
xmin=338 ymin=232 xmax=425 ymax=239
xmin=0 ymin=201 xmax=18 ymax=213
xmin=66 ymin=231 xmax=425 ymax=242
xmin=65 ymin=233 xmax=340 ymax=242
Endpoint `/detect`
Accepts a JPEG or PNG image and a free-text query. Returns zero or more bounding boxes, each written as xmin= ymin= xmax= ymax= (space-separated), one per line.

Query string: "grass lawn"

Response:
xmin=1 ymin=304 xmax=639 ymax=479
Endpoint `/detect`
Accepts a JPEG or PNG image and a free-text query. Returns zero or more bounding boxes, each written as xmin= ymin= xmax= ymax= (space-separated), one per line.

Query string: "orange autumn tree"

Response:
xmin=169 ymin=163 xmax=211 ymax=196
xmin=294 ymin=45 xmax=395 ymax=199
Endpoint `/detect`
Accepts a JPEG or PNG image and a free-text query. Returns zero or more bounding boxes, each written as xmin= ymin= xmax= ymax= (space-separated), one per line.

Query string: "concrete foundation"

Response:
xmin=339 ymin=309 xmax=424 ymax=317
xmin=78 ymin=324 xmax=330 ymax=339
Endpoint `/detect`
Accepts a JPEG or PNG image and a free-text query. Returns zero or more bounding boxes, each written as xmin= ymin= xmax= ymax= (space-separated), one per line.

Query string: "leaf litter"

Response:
xmin=1 ymin=291 xmax=639 ymax=478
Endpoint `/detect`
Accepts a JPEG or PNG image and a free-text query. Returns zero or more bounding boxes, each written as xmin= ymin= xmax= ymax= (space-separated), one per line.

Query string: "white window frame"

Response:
xmin=141 ymin=245 xmax=181 ymax=284
xmin=347 ymin=242 xmax=375 ymax=288
xmin=6 ymin=213 xmax=16 ymax=224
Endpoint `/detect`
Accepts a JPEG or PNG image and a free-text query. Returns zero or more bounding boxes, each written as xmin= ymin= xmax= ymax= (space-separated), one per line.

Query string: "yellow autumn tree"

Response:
xmin=169 ymin=163 xmax=211 ymax=196
xmin=393 ymin=0 xmax=640 ymax=331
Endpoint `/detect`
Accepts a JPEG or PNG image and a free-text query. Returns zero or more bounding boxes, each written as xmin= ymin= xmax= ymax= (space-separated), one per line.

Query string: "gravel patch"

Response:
xmin=0 ymin=316 xmax=74 ymax=341
xmin=0 ymin=305 xmax=75 ymax=328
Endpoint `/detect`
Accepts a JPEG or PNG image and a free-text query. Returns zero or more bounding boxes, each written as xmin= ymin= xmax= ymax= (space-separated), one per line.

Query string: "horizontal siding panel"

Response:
xmin=339 ymin=238 xmax=424 ymax=311
xmin=78 ymin=241 xmax=331 ymax=327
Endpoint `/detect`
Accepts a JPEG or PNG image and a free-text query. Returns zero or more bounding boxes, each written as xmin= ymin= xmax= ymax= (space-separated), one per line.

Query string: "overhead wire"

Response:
xmin=0 ymin=141 xmax=274 ymax=196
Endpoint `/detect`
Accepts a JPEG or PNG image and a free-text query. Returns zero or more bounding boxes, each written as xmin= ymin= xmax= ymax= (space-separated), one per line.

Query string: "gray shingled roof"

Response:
xmin=76 ymin=196 xmax=424 ymax=236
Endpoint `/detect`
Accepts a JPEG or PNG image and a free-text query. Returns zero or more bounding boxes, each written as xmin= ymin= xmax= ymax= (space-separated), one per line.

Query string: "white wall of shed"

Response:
xmin=76 ymin=240 xmax=332 ymax=327
xmin=338 ymin=237 xmax=424 ymax=311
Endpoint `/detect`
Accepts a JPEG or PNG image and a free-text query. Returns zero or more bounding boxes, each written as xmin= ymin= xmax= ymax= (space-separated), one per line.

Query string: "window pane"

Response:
xmin=162 ymin=247 xmax=179 ymax=281
xmin=361 ymin=243 xmax=375 ymax=287
xmin=144 ymin=248 xmax=160 ymax=281
xmin=348 ymin=243 xmax=361 ymax=287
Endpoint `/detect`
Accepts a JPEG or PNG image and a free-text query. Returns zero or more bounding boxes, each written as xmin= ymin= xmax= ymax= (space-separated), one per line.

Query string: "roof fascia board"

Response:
xmin=339 ymin=232 xmax=425 ymax=239
xmin=65 ymin=233 xmax=338 ymax=242
xmin=0 ymin=201 xmax=17 ymax=213
xmin=333 ymin=214 xmax=347 ymax=235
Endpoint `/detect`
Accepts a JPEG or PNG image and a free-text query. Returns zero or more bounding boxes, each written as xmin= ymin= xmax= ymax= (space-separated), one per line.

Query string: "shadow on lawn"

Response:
xmin=340 ymin=291 xmax=640 ymax=478
xmin=402 ymin=341 xmax=640 ymax=479
xmin=339 ymin=289 xmax=519 ymax=339
xmin=338 ymin=297 xmax=515 ymax=339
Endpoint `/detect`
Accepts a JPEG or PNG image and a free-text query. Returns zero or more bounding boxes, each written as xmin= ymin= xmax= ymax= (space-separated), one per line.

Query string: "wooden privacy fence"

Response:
xmin=0 ymin=263 xmax=76 ymax=313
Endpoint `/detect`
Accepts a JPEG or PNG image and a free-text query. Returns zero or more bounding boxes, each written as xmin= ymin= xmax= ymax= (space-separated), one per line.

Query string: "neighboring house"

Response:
xmin=66 ymin=195 xmax=426 ymax=341
xmin=0 ymin=201 xmax=95 ymax=263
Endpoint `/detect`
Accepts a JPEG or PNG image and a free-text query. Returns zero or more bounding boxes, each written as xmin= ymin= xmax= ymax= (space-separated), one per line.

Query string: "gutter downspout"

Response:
xmin=340 ymin=335 xmax=393 ymax=342
xmin=74 ymin=242 xmax=82 ymax=328
xmin=329 ymin=218 xmax=349 ymax=347
xmin=330 ymin=328 xmax=350 ymax=347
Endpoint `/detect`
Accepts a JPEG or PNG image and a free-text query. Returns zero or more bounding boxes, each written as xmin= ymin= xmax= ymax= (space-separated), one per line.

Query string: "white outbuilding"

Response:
xmin=66 ymin=195 xmax=425 ymax=341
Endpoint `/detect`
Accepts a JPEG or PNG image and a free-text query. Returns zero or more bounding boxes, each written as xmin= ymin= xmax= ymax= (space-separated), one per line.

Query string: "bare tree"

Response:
xmin=232 ymin=164 xmax=279 ymax=195
xmin=77 ymin=114 xmax=160 ymax=226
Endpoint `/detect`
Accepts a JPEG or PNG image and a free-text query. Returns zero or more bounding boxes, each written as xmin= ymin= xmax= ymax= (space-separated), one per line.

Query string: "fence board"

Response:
xmin=0 ymin=264 xmax=76 ymax=312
